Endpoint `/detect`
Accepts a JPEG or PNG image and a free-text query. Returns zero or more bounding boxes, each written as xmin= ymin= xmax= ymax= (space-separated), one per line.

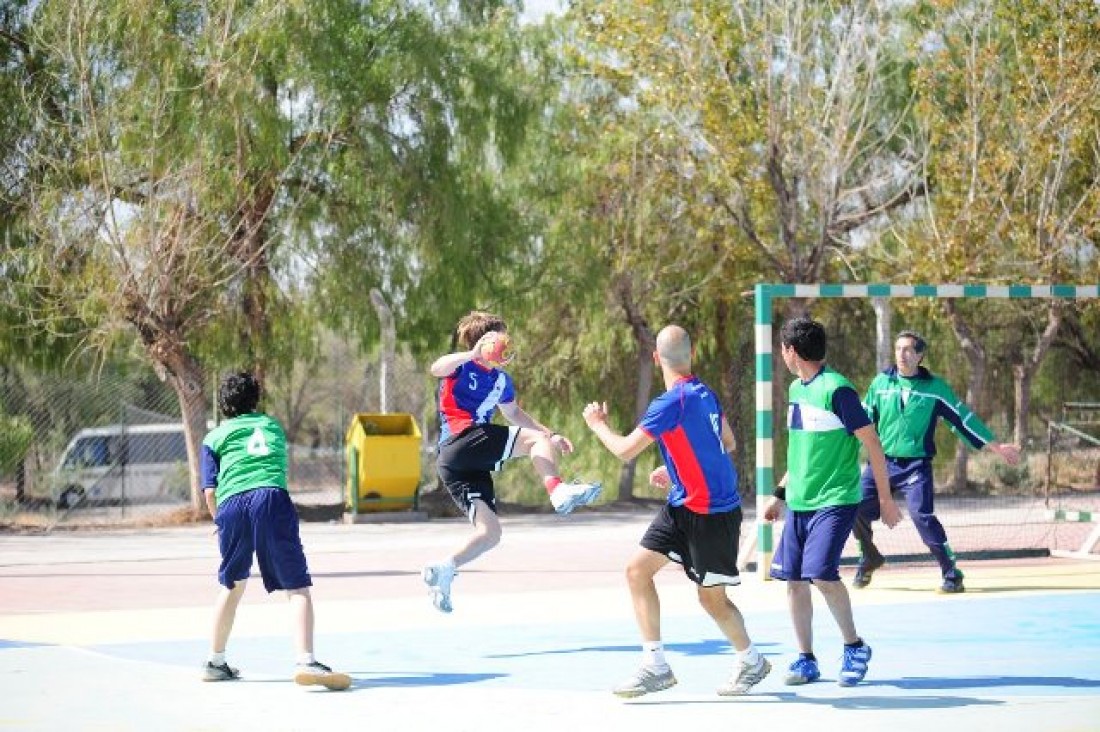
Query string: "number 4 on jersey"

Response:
xmin=247 ymin=427 xmax=270 ymax=456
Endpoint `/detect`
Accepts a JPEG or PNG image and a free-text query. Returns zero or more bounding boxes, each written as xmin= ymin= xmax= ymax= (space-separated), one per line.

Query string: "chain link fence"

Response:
xmin=0 ymin=341 xmax=438 ymax=529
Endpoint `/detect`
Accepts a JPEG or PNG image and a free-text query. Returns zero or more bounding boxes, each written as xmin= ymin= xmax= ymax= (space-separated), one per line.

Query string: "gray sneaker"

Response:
xmin=612 ymin=665 xmax=677 ymax=698
xmin=717 ymin=655 xmax=772 ymax=696
xmin=422 ymin=562 xmax=456 ymax=613
xmin=202 ymin=661 xmax=240 ymax=682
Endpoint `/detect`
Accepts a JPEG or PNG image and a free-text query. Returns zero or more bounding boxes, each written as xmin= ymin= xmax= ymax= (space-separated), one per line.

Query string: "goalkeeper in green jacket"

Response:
xmin=853 ymin=331 xmax=1020 ymax=594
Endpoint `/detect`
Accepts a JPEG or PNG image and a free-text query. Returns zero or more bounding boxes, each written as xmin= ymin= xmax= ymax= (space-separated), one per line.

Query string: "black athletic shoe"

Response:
xmin=938 ymin=577 xmax=965 ymax=594
xmin=202 ymin=661 xmax=240 ymax=682
xmin=852 ymin=555 xmax=885 ymax=589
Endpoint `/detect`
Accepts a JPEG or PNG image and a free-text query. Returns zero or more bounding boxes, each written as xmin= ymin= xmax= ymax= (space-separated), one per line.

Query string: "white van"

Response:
xmin=51 ymin=423 xmax=191 ymax=508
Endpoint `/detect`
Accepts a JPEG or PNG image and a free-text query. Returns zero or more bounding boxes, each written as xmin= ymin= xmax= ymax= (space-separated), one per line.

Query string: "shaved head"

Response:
xmin=655 ymin=325 xmax=692 ymax=372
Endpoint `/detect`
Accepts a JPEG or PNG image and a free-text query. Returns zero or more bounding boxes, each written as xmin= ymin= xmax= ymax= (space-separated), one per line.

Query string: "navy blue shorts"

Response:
xmin=215 ymin=488 xmax=312 ymax=592
xmin=641 ymin=503 xmax=743 ymax=587
xmin=436 ymin=424 xmax=520 ymax=517
xmin=769 ymin=504 xmax=857 ymax=582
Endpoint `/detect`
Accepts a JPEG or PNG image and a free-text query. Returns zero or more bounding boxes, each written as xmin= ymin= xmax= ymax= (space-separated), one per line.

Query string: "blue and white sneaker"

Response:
xmin=838 ymin=643 xmax=872 ymax=686
xmin=785 ymin=655 xmax=821 ymax=685
xmin=422 ymin=562 xmax=456 ymax=613
xmin=549 ymin=481 xmax=602 ymax=515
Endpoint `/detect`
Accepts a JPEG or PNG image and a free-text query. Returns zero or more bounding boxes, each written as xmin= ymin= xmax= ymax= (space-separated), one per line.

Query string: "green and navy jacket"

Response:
xmin=862 ymin=366 xmax=995 ymax=459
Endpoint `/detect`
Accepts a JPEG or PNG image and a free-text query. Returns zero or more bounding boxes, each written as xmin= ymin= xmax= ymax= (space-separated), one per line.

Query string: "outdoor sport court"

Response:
xmin=2 ymin=510 xmax=1098 ymax=731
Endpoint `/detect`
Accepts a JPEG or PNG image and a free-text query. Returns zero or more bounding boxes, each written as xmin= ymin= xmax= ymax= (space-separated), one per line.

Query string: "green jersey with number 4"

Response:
xmin=202 ymin=413 xmax=288 ymax=504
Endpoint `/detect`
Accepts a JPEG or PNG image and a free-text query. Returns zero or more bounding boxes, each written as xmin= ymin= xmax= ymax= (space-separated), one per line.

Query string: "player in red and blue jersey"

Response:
xmin=637 ymin=375 xmax=740 ymax=515
xmin=583 ymin=325 xmax=770 ymax=699
xmin=421 ymin=310 xmax=601 ymax=614
xmin=436 ymin=353 xmax=517 ymax=444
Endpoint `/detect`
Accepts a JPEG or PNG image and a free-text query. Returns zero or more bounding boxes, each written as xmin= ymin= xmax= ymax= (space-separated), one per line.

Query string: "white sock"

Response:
xmin=297 ymin=653 xmax=315 ymax=666
xmin=737 ymin=644 xmax=760 ymax=666
xmin=642 ymin=641 xmax=667 ymax=669
xmin=209 ymin=651 xmax=226 ymax=666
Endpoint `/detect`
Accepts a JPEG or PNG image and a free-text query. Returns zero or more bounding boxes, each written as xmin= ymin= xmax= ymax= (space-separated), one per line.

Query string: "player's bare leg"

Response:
xmin=203 ymin=579 xmax=247 ymax=681
xmin=698 ymin=586 xmax=770 ymax=695
xmin=423 ymin=499 xmax=500 ymax=613
xmin=289 ymin=588 xmax=350 ymax=691
xmin=613 ymin=549 xmax=678 ymax=697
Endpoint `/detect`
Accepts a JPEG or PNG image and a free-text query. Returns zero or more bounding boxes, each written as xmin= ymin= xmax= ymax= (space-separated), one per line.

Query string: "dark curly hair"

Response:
xmin=218 ymin=371 xmax=261 ymax=418
xmin=780 ymin=316 xmax=828 ymax=361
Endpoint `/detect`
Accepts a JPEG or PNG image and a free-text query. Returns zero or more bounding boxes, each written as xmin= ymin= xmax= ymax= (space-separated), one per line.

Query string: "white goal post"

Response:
xmin=744 ymin=283 xmax=1100 ymax=576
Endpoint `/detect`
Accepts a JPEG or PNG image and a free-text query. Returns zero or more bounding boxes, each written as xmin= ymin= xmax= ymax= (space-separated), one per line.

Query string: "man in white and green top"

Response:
xmin=200 ymin=371 xmax=350 ymax=691
xmin=853 ymin=331 xmax=1020 ymax=594
xmin=764 ymin=317 xmax=900 ymax=688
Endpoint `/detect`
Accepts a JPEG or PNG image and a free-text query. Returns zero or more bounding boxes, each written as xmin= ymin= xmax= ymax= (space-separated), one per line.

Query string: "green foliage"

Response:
xmin=0 ymin=413 xmax=33 ymax=475
xmin=992 ymin=460 xmax=1030 ymax=491
xmin=1 ymin=0 xmax=1099 ymax=504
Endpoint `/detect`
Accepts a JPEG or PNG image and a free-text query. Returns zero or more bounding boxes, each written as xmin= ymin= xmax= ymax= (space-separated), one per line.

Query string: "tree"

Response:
xmin=538 ymin=0 xmax=925 ymax=494
xmin=910 ymin=0 xmax=1100 ymax=475
xmin=8 ymin=0 xmax=549 ymax=510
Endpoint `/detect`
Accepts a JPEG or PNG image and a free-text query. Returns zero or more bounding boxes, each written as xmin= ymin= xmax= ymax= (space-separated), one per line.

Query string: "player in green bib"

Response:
xmin=852 ymin=331 xmax=1021 ymax=593
xmin=764 ymin=317 xmax=901 ymax=687
xmin=200 ymin=371 xmax=350 ymax=691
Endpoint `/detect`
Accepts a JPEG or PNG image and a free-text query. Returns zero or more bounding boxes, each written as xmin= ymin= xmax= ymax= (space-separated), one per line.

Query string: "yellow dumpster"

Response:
xmin=345 ymin=413 xmax=423 ymax=513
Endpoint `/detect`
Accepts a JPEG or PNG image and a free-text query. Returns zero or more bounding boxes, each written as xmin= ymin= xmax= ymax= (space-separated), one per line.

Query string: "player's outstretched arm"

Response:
xmin=988 ymin=442 xmax=1021 ymax=465
xmin=582 ymin=401 xmax=652 ymax=461
xmin=498 ymin=401 xmax=573 ymax=454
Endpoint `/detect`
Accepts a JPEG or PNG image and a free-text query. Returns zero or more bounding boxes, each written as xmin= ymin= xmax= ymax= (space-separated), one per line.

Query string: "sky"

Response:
xmin=520 ymin=0 xmax=563 ymax=23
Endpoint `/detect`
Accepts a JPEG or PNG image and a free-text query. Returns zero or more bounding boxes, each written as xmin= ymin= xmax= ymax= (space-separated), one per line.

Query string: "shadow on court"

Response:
xmin=626 ymin=693 xmax=1006 ymax=710
xmin=875 ymin=675 xmax=1100 ymax=690
xmin=487 ymin=638 xmax=784 ymax=659
xmin=353 ymin=671 xmax=506 ymax=688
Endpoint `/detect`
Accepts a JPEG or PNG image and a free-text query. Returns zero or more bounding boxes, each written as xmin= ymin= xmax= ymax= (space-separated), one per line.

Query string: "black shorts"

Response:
xmin=436 ymin=424 xmax=520 ymax=517
xmin=641 ymin=503 xmax=743 ymax=587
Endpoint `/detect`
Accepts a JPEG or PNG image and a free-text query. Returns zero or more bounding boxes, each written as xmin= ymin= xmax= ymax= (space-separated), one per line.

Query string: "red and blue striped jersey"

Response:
xmin=638 ymin=376 xmax=739 ymax=514
xmin=437 ymin=361 xmax=516 ymax=443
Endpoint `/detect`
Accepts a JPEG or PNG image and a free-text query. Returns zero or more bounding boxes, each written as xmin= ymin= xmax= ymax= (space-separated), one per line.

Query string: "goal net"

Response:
xmin=748 ymin=283 xmax=1100 ymax=575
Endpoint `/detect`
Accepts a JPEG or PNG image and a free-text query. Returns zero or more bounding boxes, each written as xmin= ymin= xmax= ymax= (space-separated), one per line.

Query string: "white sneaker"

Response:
xmin=422 ymin=562 xmax=456 ymax=613
xmin=612 ymin=665 xmax=677 ymax=698
xmin=717 ymin=654 xmax=771 ymax=696
xmin=549 ymin=481 xmax=603 ymax=515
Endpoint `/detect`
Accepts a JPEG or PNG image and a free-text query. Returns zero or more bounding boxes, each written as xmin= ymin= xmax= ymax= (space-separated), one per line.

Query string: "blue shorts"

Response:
xmin=769 ymin=504 xmax=857 ymax=582
xmin=215 ymin=488 xmax=312 ymax=592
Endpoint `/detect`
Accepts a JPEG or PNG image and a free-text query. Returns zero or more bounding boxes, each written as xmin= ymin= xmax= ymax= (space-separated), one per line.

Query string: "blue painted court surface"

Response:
xmin=1 ymin=516 xmax=1098 ymax=731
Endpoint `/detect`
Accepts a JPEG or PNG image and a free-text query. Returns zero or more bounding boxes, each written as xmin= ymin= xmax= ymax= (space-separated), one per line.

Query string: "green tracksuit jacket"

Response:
xmin=862 ymin=366 xmax=995 ymax=458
